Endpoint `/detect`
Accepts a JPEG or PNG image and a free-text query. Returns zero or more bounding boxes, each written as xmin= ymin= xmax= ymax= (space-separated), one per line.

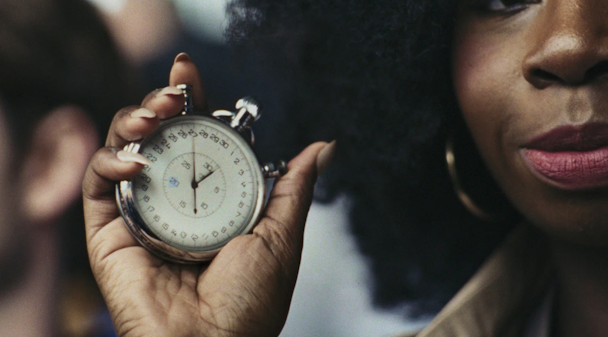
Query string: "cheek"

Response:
xmin=451 ymin=26 xmax=608 ymax=245
xmin=452 ymin=30 xmax=524 ymax=178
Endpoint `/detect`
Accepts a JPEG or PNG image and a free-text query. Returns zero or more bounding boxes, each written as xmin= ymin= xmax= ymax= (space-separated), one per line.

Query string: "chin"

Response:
xmin=516 ymin=188 xmax=608 ymax=247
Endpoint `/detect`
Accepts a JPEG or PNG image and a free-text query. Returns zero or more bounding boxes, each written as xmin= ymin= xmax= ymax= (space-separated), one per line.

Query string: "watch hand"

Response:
xmin=196 ymin=169 xmax=216 ymax=184
xmin=191 ymin=136 xmax=198 ymax=214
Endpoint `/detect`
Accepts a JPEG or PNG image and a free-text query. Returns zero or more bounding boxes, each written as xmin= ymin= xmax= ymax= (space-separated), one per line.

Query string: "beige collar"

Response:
xmin=413 ymin=226 xmax=552 ymax=337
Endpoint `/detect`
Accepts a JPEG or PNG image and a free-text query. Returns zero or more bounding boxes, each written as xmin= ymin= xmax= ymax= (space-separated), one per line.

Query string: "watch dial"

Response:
xmin=130 ymin=116 xmax=263 ymax=253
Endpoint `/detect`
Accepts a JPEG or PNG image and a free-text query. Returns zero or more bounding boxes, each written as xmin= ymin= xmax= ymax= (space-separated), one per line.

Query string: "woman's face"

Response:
xmin=453 ymin=0 xmax=608 ymax=245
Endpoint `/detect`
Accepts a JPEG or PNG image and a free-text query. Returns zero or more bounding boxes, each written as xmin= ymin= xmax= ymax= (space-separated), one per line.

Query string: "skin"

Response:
xmin=453 ymin=0 xmax=608 ymax=336
xmin=82 ymin=54 xmax=331 ymax=337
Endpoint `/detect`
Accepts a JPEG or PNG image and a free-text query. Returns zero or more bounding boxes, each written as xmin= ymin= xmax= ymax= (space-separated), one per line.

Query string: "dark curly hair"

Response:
xmin=227 ymin=0 xmax=521 ymax=316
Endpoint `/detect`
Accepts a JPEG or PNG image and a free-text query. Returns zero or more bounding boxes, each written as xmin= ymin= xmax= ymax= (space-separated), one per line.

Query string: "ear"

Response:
xmin=20 ymin=106 xmax=99 ymax=225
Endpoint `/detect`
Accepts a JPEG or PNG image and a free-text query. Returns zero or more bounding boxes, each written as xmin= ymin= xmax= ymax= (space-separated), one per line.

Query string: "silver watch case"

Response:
xmin=115 ymin=88 xmax=283 ymax=263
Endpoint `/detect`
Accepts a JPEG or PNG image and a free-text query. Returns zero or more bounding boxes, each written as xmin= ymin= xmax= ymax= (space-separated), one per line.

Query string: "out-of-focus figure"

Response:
xmin=0 ymin=0 xmax=137 ymax=336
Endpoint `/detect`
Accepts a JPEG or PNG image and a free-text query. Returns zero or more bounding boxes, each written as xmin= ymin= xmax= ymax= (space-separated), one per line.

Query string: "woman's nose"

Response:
xmin=522 ymin=0 xmax=608 ymax=88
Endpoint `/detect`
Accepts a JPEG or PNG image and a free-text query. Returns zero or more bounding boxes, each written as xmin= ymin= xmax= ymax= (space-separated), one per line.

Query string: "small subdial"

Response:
xmin=162 ymin=153 xmax=226 ymax=218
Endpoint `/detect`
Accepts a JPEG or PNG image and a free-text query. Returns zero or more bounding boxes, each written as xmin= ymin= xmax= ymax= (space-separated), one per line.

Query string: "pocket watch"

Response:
xmin=116 ymin=85 xmax=286 ymax=263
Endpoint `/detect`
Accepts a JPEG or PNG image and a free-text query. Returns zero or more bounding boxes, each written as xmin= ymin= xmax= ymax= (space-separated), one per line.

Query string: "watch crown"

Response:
xmin=235 ymin=97 xmax=261 ymax=120
xmin=231 ymin=97 xmax=262 ymax=131
xmin=177 ymin=84 xmax=194 ymax=115
xmin=262 ymin=160 xmax=287 ymax=179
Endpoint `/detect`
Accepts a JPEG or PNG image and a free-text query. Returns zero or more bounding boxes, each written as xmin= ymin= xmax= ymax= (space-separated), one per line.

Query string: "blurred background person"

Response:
xmin=0 ymin=0 xmax=139 ymax=336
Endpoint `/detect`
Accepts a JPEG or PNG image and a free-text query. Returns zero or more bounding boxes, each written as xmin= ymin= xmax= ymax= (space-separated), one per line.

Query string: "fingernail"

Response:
xmin=157 ymin=86 xmax=183 ymax=97
xmin=174 ymin=52 xmax=191 ymax=64
xmin=131 ymin=107 xmax=156 ymax=119
xmin=116 ymin=151 xmax=150 ymax=166
xmin=316 ymin=140 xmax=336 ymax=177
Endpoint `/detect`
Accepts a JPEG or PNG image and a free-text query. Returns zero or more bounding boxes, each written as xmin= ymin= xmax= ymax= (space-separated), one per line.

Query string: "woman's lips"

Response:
xmin=521 ymin=123 xmax=608 ymax=190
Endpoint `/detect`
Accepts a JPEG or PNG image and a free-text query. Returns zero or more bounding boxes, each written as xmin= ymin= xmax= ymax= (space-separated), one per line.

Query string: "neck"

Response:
xmin=0 ymin=230 xmax=59 ymax=337
xmin=551 ymin=238 xmax=608 ymax=337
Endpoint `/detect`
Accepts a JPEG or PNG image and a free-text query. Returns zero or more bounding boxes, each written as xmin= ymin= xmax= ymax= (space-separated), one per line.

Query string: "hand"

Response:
xmin=82 ymin=53 xmax=334 ymax=337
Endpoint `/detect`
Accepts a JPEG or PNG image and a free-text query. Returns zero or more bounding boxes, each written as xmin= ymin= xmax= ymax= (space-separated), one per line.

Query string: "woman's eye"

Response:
xmin=470 ymin=0 xmax=540 ymax=13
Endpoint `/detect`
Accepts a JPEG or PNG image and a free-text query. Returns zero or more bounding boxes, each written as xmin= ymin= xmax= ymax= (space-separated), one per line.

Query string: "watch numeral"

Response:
xmin=145 ymin=153 xmax=157 ymax=163
xmin=152 ymin=145 xmax=163 ymax=154
xmin=169 ymin=177 xmax=179 ymax=188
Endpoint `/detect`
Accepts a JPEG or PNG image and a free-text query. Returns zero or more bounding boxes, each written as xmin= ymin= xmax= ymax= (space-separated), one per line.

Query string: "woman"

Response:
xmin=83 ymin=0 xmax=608 ymax=336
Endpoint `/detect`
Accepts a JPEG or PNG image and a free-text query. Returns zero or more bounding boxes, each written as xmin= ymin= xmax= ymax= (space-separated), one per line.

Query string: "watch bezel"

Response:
xmin=116 ymin=115 xmax=266 ymax=263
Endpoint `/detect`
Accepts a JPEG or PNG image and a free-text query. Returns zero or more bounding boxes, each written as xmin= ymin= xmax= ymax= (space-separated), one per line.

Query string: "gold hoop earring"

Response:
xmin=446 ymin=138 xmax=496 ymax=221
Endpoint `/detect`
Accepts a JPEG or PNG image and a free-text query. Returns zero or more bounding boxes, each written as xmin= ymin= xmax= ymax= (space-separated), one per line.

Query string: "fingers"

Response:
xmin=106 ymin=107 xmax=157 ymax=147
xmin=106 ymin=53 xmax=206 ymax=149
xmin=82 ymin=147 xmax=149 ymax=244
xmin=252 ymin=141 xmax=336 ymax=261
xmin=169 ymin=53 xmax=207 ymax=111
xmin=83 ymin=148 xmax=148 ymax=210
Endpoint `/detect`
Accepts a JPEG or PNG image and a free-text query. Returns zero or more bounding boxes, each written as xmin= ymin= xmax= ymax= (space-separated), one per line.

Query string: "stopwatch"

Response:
xmin=116 ymin=85 xmax=286 ymax=263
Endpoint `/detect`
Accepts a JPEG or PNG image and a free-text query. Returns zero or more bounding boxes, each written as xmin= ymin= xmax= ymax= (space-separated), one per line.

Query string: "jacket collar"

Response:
xmin=414 ymin=226 xmax=552 ymax=337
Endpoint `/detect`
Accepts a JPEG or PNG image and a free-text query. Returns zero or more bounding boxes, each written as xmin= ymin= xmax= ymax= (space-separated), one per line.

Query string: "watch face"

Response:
xmin=125 ymin=116 xmax=264 ymax=256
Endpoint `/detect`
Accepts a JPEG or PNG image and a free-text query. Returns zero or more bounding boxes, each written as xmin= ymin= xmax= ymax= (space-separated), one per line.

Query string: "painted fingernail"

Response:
xmin=157 ymin=86 xmax=183 ymax=97
xmin=116 ymin=151 xmax=150 ymax=166
xmin=316 ymin=140 xmax=336 ymax=177
xmin=174 ymin=52 xmax=191 ymax=64
xmin=131 ymin=107 xmax=156 ymax=119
